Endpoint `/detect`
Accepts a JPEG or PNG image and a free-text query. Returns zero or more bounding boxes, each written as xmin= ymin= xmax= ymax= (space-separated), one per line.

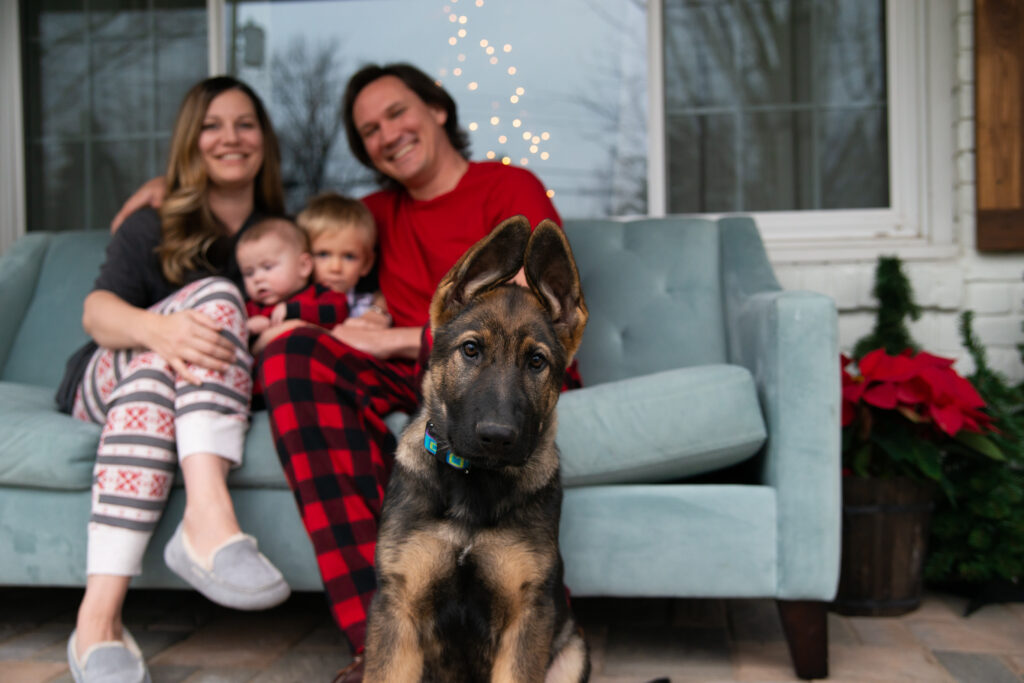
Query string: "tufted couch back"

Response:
xmin=0 ymin=231 xmax=108 ymax=388
xmin=564 ymin=218 xmax=727 ymax=387
xmin=2 ymin=219 xmax=730 ymax=392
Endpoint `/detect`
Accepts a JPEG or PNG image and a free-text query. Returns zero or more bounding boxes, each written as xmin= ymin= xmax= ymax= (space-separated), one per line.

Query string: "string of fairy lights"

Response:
xmin=438 ymin=0 xmax=556 ymax=199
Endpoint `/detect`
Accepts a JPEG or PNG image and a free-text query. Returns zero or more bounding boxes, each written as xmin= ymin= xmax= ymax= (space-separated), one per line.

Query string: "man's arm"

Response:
xmin=110 ymin=176 xmax=166 ymax=232
xmin=249 ymin=320 xmax=421 ymax=360
xmin=331 ymin=325 xmax=422 ymax=360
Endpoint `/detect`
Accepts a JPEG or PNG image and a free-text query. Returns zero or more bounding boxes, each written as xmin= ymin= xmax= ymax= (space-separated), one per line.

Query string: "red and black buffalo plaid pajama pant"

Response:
xmin=257 ymin=325 xmax=421 ymax=652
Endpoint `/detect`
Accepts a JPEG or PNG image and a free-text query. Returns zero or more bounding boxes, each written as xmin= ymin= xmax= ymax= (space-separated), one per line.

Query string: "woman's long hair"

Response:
xmin=158 ymin=76 xmax=284 ymax=285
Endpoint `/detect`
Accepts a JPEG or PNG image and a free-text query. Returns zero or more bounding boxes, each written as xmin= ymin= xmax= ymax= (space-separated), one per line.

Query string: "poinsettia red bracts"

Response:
xmin=842 ymin=349 xmax=993 ymax=437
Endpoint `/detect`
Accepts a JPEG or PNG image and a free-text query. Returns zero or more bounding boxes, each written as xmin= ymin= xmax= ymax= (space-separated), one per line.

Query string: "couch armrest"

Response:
xmin=719 ymin=217 xmax=840 ymax=600
xmin=0 ymin=234 xmax=50 ymax=374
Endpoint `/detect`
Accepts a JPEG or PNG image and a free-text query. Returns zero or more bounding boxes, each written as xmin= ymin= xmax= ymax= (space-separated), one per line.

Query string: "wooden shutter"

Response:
xmin=975 ymin=0 xmax=1024 ymax=251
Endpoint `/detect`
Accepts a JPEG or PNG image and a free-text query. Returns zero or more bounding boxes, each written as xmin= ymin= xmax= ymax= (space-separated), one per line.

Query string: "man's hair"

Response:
xmin=237 ymin=216 xmax=310 ymax=253
xmin=296 ymin=193 xmax=376 ymax=251
xmin=343 ymin=62 xmax=471 ymax=190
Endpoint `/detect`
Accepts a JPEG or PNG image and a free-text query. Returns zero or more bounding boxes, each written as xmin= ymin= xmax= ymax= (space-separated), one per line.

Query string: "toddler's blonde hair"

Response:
xmin=297 ymin=192 xmax=376 ymax=257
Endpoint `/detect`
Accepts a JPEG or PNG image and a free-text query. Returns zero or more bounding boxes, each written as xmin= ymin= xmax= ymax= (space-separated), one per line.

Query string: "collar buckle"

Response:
xmin=424 ymin=423 xmax=469 ymax=472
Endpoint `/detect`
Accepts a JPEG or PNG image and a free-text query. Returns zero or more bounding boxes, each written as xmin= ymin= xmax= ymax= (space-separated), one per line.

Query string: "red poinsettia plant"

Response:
xmin=841 ymin=348 xmax=1003 ymax=491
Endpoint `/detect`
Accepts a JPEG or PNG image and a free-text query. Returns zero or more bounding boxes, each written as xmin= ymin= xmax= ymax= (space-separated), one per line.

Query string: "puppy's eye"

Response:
xmin=461 ymin=341 xmax=480 ymax=359
xmin=528 ymin=353 xmax=547 ymax=371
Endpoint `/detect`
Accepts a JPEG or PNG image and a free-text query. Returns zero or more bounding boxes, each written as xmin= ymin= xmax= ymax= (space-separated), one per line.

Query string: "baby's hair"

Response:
xmin=297 ymin=192 xmax=376 ymax=249
xmin=237 ymin=216 xmax=311 ymax=253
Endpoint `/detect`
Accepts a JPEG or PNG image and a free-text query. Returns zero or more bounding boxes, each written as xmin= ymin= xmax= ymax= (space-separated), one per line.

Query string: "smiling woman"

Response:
xmin=158 ymin=78 xmax=282 ymax=285
xmin=59 ymin=76 xmax=289 ymax=683
xmin=198 ymin=90 xmax=265 ymax=189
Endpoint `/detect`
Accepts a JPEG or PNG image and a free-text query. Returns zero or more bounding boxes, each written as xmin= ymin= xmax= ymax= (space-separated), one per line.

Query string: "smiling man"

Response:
xmin=339 ymin=63 xmax=560 ymax=336
xmin=257 ymin=63 xmax=566 ymax=680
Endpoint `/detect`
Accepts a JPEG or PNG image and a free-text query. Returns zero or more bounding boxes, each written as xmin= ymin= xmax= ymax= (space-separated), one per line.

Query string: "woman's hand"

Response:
xmin=146 ymin=310 xmax=237 ymax=385
xmin=110 ymin=176 xmax=167 ymax=232
xmin=84 ymin=290 xmax=234 ymax=385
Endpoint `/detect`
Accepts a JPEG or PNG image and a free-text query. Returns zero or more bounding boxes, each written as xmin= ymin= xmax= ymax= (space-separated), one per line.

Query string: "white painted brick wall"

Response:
xmin=955 ymin=123 xmax=974 ymax=156
xmin=972 ymin=314 xmax=1024 ymax=347
xmin=966 ymin=282 xmax=1013 ymax=314
xmin=1014 ymin=282 xmax=1024 ymax=313
xmin=987 ymin=347 xmax=1024 ymax=379
xmin=904 ymin=264 xmax=964 ymax=310
xmin=804 ymin=3 xmax=1024 ymax=384
xmin=775 ymin=264 xmax=870 ymax=311
xmin=837 ymin=313 xmax=875 ymax=354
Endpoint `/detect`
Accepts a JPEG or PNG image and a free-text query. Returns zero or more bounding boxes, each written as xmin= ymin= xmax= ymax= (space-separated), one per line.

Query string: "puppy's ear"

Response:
xmin=430 ymin=215 xmax=531 ymax=330
xmin=524 ymin=220 xmax=588 ymax=359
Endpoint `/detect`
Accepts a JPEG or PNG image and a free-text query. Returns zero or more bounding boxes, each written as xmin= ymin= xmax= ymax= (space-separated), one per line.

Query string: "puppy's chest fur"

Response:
xmin=379 ymin=456 xmax=563 ymax=678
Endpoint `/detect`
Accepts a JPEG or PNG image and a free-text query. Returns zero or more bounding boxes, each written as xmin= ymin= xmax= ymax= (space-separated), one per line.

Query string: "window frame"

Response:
xmin=1 ymin=1 xmax=25 ymax=254
xmin=648 ymin=0 xmax=957 ymax=263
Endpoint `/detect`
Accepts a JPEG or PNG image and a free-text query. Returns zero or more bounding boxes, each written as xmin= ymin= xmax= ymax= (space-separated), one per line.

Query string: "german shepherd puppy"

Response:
xmin=363 ymin=216 xmax=590 ymax=682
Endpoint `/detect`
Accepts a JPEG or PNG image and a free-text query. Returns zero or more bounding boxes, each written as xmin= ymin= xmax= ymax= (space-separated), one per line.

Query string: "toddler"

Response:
xmin=297 ymin=192 xmax=389 ymax=328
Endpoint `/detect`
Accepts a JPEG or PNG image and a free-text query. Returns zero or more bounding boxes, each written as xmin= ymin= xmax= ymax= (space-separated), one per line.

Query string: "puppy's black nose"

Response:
xmin=476 ymin=421 xmax=518 ymax=452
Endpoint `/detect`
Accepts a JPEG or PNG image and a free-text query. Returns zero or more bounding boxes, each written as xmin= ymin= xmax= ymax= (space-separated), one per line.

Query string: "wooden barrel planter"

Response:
xmin=833 ymin=476 xmax=937 ymax=617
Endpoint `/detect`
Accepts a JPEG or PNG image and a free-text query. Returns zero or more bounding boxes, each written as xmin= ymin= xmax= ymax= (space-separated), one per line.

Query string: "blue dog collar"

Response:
xmin=424 ymin=423 xmax=469 ymax=472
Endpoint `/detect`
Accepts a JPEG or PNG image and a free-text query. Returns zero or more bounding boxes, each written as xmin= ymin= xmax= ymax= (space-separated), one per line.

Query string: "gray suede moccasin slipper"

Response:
xmin=164 ymin=522 xmax=291 ymax=611
xmin=67 ymin=628 xmax=150 ymax=683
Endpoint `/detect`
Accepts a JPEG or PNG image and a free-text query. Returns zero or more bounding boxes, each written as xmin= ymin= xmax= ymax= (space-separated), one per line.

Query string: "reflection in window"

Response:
xmin=227 ymin=0 xmax=647 ymax=218
xmin=664 ymin=0 xmax=889 ymax=213
xmin=21 ymin=0 xmax=207 ymax=232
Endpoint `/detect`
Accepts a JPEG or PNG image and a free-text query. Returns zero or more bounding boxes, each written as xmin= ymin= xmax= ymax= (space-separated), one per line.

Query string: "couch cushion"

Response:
xmin=0 ymin=381 xmax=288 ymax=491
xmin=0 ymin=382 xmax=99 ymax=490
xmin=557 ymin=364 xmax=766 ymax=486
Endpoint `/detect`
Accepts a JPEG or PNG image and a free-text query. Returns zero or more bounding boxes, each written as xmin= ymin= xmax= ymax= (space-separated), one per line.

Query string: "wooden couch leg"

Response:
xmin=776 ymin=600 xmax=828 ymax=679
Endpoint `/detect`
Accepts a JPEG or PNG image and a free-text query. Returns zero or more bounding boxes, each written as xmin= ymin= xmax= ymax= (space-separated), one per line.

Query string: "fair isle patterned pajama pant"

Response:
xmin=71 ymin=277 xmax=253 ymax=577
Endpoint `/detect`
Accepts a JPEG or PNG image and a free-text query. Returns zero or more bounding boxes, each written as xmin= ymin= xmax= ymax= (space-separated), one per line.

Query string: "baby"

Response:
xmin=236 ymin=217 xmax=350 ymax=337
xmin=297 ymin=192 xmax=388 ymax=328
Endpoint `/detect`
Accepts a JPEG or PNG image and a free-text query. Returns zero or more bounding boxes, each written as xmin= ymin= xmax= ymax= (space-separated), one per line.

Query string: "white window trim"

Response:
xmin=209 ymin=0 xmax=227 ymax=75
xmin=648 ymin=0 xmax=957 ymax=264
xmin=1 ymin=1 xmax=26 ymax=254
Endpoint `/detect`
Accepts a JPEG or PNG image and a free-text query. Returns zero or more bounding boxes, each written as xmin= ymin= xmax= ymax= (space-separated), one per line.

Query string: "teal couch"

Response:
xmin=0 ymin=217 xmax=840 ymax=678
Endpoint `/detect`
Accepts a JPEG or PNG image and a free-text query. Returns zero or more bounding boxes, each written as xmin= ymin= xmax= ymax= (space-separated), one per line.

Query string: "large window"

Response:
xmin=14 ymin=0 xmax=953 ymax=255
xmin=663 ymin=0 xmax=889 ymax=214
xmin=21 ymin=0 xmax=207 ymax=232
xmin=225 ymin=0 xmax=648 ymax=217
